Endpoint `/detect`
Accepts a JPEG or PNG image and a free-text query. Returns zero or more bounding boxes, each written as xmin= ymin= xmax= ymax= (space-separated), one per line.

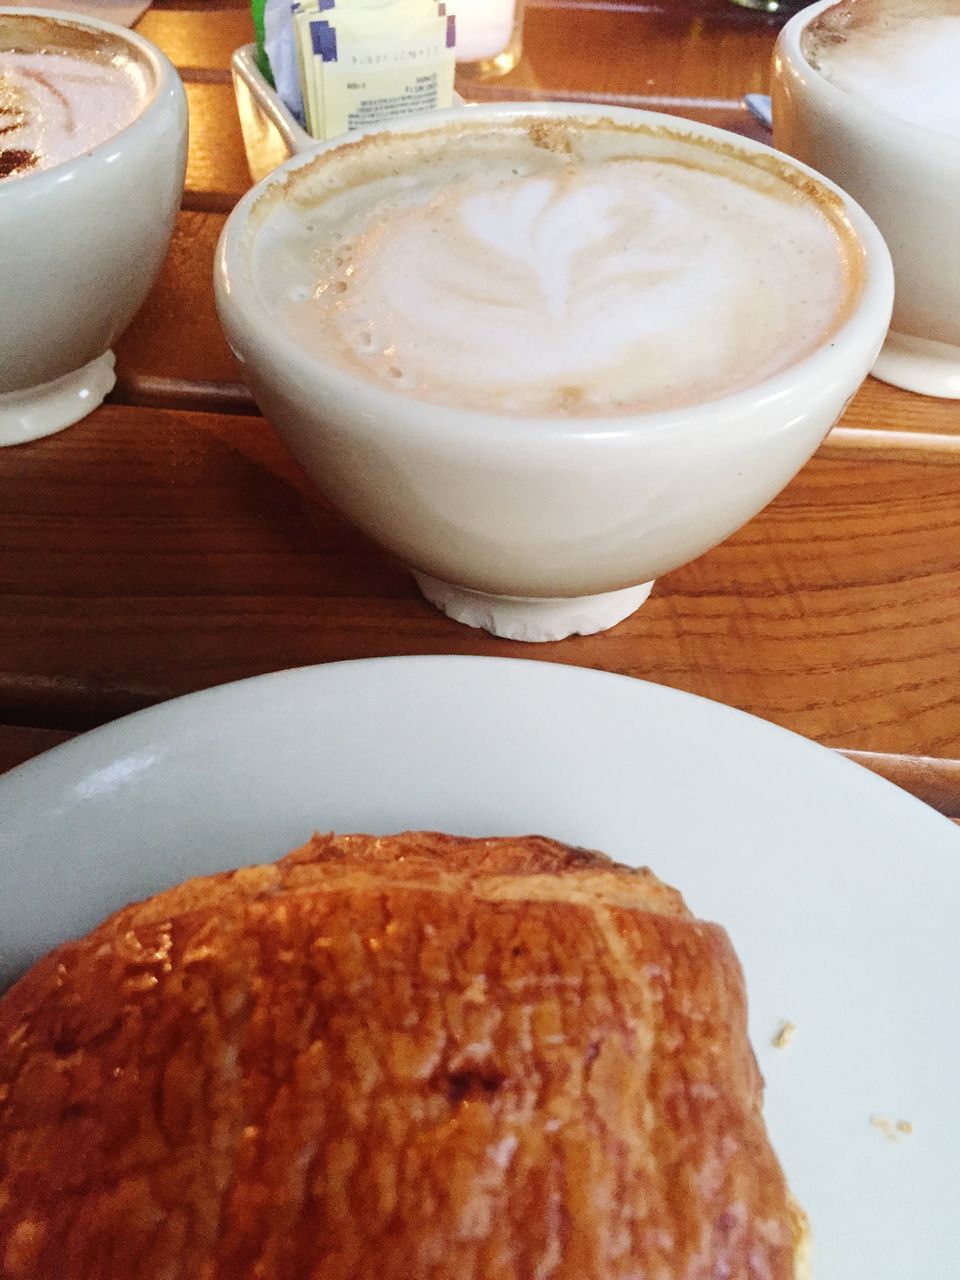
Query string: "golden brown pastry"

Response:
xmin=0 ymin=832 xmax=803 ymax=1279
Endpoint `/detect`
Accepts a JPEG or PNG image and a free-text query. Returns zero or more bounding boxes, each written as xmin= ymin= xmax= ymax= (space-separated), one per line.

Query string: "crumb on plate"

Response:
xmin=771 ymin=1020 xmax=796 ymax=1050
xmin=870 ymin=1114 xmax=914 ymax=1142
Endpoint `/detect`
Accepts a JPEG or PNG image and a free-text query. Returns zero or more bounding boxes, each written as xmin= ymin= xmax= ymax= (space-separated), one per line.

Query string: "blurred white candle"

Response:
xmin=454 ymin=0 xmax=518 ymax=62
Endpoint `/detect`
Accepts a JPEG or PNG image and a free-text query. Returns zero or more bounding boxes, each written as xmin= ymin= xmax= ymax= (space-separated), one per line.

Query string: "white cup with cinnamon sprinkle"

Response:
xmin=0 ymin=7 xmax=187 ymax=445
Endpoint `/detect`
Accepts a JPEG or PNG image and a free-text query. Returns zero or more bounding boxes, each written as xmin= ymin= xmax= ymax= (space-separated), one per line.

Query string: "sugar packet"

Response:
xmin=252 ymin=0 xmax=455 ymax=140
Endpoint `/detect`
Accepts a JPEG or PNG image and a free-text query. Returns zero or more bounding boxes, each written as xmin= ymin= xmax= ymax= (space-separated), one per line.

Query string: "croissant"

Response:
xmin=0 ymin=831 xmax=805 ymax=1279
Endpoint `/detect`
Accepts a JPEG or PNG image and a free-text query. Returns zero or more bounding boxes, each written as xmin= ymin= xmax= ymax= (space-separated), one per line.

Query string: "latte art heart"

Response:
xmin=254 ymin=119 xmax=858 ymax=416
xmin=456 ymin=176 xmax=642 ymax=319
xmin=329 ymin=168 xmax=734 ymax=404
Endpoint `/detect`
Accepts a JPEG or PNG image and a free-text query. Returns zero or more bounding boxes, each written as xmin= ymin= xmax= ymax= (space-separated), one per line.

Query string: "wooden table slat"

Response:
xmin=137 ymin=5 xmax=254 ymax=71
xmin=2 ymin=405 xmax=958 ymax=762
xmin=182 ymin=81 xmax=252 ymax=211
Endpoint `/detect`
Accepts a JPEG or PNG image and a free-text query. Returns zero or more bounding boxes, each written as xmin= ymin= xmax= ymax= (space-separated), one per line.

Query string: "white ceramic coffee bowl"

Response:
xmin=773 ymin=0 xmax=960 ymax=399
xmin=215 ymin=102 xmax=894 ymax=642
xmin=0 ymin=7 xmax=188 ymax=445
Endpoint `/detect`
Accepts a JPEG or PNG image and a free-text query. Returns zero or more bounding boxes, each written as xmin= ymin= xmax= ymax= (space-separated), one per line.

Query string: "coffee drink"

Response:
xmin=250 ymin=116 xmax=861 ymax=417
xmin=0 ymin=16 xmax=149 ymax=181
xmin=0 ymin=11 xmax=186 ymax=446
xmin=219 ymin=104 xmax=892 ymax=637
xmin=803 ymin=0 xmax=960 ymax=138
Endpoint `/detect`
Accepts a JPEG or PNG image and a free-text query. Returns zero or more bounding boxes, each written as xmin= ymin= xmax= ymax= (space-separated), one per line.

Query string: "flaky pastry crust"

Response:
xmin=0 ymin=831 xmax=799 ymax=1279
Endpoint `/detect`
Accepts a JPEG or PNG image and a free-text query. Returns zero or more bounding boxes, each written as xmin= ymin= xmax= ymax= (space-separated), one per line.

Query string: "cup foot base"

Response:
xmin=411 ymin=572 xmax=655 ymax=642
xmin=0 ymin=351 xmax=117 ymax=446
xmin=871 ymin=332 xmax=960 ymax=399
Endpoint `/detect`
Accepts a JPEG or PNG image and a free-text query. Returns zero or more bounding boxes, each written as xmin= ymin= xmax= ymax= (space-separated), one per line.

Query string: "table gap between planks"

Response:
xmin=1 ymin=0 xmax=958 ymax=824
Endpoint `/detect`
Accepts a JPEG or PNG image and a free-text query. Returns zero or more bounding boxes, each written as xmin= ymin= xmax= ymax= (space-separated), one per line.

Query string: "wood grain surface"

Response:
xmin=115 ymin=211 xmax=237 ymax=390
xmin=2 ymin=406 xmax=957 ymax=756
xmin=1 ymin=0 xmax=958 ymax=821
xmin=182 ymin=82 xmax=251 ymax=210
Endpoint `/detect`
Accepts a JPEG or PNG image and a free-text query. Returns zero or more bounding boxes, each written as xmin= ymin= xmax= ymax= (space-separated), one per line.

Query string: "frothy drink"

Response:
xmin=803 ymin=0 xmax=960 ymax=138
xmin=251 ymin=117 xmax=860 ymax=417
xmin=0 ymin=16 xmax=149 ymax=181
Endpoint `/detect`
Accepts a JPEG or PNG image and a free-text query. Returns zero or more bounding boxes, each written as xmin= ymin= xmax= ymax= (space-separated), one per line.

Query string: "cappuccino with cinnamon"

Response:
xmin=250 ymin=116 xmax=861 ymax=417
xmin=0 ymin=15 xmax=149 ymax=181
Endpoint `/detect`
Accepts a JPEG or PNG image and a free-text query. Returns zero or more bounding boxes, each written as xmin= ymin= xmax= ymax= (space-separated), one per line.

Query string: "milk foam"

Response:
xmin=253 ymin=120 xmax=854 ymax=416
xmin=805 ymin=1 xmax=960 ymax=138
xmin=0 ymin=49 xmax=146 ymax=179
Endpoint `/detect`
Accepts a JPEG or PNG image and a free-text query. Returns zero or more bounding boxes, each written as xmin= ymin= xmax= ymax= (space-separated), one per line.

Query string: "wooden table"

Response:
xmin=2 ymin=0 xmax=958 ymax=822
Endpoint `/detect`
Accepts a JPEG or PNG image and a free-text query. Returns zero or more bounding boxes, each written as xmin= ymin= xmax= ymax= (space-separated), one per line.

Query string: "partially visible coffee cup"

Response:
xmin=0 ymin=7 xmax=188 ymax=444
xmin=0 ymin=19 xmax=146 ymax=179
xmin=773 ymin=0 xmax=960 ymax=398
xmin=216 ymin=103 xmax=893 ymax=641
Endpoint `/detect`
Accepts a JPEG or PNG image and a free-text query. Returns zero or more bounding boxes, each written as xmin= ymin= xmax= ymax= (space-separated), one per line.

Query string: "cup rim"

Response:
xmin=777 ymin=0 xmax=960 ymax=153
xmin=216 ymin=99 xmax=895 ymax=441
xmin=0 ymin=4 xmax=178 ymax=203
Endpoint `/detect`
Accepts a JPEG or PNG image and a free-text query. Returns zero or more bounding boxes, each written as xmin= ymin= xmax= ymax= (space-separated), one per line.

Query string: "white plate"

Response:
xmin=2 ymin=656 xmax=958 ymax=1277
